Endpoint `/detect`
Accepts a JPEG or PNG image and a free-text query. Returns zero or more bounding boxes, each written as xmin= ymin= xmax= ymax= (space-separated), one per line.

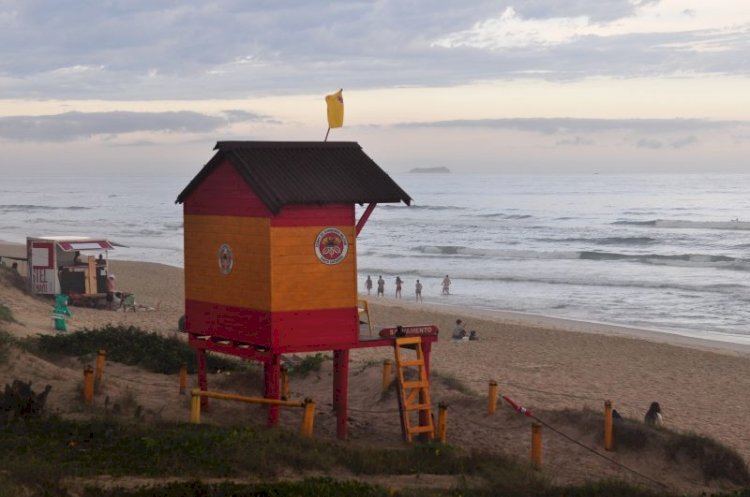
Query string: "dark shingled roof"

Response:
xmin=176 ymin=141 xmax=412 ymax=214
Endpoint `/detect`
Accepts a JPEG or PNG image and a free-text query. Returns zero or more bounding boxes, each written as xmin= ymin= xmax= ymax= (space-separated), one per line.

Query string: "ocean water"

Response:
xmin=2 ymin=174 xmax=749 ymax=342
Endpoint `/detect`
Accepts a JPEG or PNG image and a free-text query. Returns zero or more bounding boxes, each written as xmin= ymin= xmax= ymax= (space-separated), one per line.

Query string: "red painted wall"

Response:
xmin=271 ymin=204 xmax=354 ymax=227
xmin=186 ymin=299 xmax=358 ymax=350
xmin=184 ymin=161 xmax=272 ymax=217
xmin=184 ymin=160 xmax=354 ymax=224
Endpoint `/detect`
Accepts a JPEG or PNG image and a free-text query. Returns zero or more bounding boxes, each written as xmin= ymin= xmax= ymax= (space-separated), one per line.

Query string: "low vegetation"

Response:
xmin=83 ymin=479 xmax=390 ymax=497
xmin=0 ymin=414 xmax=689 ymax=497
xmin=288 ymin=352 xmax=327 ymax=377
xmin=666 ymin=433 xmax=750 ymax=485
xmin=433 ymin=370 xmax=477 ymax=396
xmin=0 ymin=264 xmax=26 ymax=293
xmin=0 ymin=330 xmax=12 ymax=365
xmin=554 ymin=407 xmax=750 ymax=485
xmin=0 ymin=363 xmax=746 ymax=495
xmin=31 ymin=324 xmax=244 ymax=374
xmin=0 ymin=302 xmax=14 ymax=323
xmin=0 ymin=379 xmax=51 ymax=425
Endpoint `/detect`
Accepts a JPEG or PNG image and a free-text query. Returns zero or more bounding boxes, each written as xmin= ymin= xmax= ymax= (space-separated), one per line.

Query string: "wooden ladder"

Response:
xmin=393 ymin=336 xmax=434 ymax=442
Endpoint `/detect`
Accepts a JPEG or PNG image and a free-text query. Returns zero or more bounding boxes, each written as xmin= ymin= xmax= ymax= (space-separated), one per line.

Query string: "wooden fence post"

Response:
xmin=437 ymin=402 xmax=448 ymax=443
xmin=604 ymin=400 xmax=613 ymax=451
xmin=488 ymin=380 xmax=498 ymax=414
xmin=83 ymin=365 xmax=94 ymax=404
xmin=382 ymin=359 xmax=392 ymax=392
xmin=531 ymin=422 xmax=542 ymax=470
xmin=94 ymin=349 xmax=106 ymax=384
xmin=301 ymin=398 xmax=316 ymax=437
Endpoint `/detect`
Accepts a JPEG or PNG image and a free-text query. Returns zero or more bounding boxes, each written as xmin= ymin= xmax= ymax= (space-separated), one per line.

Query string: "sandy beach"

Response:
xmin=2 ymin=240 xmax=749 ymax=491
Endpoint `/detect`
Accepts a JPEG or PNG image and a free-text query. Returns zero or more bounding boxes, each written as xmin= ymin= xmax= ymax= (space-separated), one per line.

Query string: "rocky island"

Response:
xmin=408 ymin=166 xmax=450 ymax=173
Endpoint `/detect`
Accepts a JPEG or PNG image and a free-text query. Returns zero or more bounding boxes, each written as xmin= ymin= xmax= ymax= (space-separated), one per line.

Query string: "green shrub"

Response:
xmin=433 ymin=371 xmax=477 ymax=396
xmin=0 ymin=380 xmax=52 ymax=425
xmin=33 ymin=324 xmax=243 ymax=374
xmin=612 ymin=418 xmax=652 ymax=450
xmin=554 ymin=407 xmax=651 ymax=450
xmin=548 ymin=479 xmax=676 ymax=497
xmin=666 ymin=432 xmax=750 ymax=484
xmin=82 ymin=478 xmax=390 ymax=497
xmin=289 ymin=353 xmax=326 ymax=377
xmin=0 ymin=330 xmax=13 ymax=365
xmin=0 ymin=303 xmax=14 ymax=323
xmin=0 ymin=265 xmax=26 ymax=293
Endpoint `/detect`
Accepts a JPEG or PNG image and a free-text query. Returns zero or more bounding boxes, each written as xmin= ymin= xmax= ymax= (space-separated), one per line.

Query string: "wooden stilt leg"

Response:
xmin=421 ymin=341 xmax=432 ymax=379
xmin=333 ymin=349 xmax=350 ymax=440
xmin=264 ymin=354 xmax=281 ymax=426
xmin=197 ymin=348 xmax=208 ymax=409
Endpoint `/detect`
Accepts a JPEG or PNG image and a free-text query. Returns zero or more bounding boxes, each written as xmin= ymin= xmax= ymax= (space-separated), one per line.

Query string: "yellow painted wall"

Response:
xmin=185 ymin=216 xmax=357 ymax=312
xmin=270 ymin=225 xmax=357 ymax=311
xmin=184 ymin=215 xmax=271 ymax=310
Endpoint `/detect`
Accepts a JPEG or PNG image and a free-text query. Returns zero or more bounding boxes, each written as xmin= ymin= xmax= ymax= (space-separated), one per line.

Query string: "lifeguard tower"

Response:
xmin=176 ymin=141 xmax=439 ymax=439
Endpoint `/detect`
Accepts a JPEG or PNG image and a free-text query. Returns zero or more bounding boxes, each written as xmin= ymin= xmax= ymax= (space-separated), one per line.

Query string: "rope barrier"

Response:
xmin=502 ymin=395 xmax=669 ymax=489
xmin=534 ymin=415 xmax=669 ymax=489
xmin=460 ymin=376 xmax=719 ymax=428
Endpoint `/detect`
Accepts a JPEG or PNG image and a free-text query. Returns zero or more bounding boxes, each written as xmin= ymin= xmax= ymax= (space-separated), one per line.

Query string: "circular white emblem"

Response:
xmin=218 ymin=244 xmax=234 ymax=275
xmin=314 ymin=228 xmax=349 ymax=265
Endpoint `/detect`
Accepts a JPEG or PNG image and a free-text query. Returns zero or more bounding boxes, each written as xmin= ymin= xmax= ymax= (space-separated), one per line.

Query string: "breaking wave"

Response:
xmin=536 ymin=236 xmax=657 ymax=246
xmin=475 ymin=213 xmax=533 ymax=219
xmin=378 ymin=204 xmax=464 ymax=211
xmin=613 ymin=219 xmax=750 ymax=230
xmin=412 ymin=245 xmax=750 ymax=270
xmin=0 ymin=204 xmax=91 ymax=212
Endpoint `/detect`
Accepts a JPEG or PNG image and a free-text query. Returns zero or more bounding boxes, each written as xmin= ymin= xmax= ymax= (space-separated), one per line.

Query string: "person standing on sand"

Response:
xmin=106 ymin=274 xmax=117 ymax=310
xmin=395 ymin=276 xmax=403 ymax=299
xmin=442 ymin=275 xmax=451 ymax=295
xmin=365 ymin=275 xmax=373 ymax=295
xmin=377 ymin=275 xmax=385 ymax=297
xmin=415 ymin=279 xmax=423 ymax=303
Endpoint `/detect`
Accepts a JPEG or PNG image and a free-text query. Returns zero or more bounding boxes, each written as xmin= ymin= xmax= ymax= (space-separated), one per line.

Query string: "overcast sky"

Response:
xmin=1 ymin=0 xmax=749 ymax=175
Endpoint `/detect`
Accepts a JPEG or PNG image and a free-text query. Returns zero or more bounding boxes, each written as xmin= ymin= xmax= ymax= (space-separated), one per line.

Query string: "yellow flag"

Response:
xmin=325 ymin=89 xmax=344 ymax=128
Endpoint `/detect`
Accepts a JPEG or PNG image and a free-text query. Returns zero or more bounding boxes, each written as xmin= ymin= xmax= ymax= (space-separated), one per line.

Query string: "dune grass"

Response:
xmin=0 ymin=303 xmax=14 ymax=323
xmin=0 ymin=414 xmax=689 ymax=497
xmin=31 ymin=324 xmax=244 ymax=375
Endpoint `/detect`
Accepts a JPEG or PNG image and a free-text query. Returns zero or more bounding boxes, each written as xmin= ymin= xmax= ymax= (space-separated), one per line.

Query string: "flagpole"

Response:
xmin=324 ymin=127 xmax=331 ymax=142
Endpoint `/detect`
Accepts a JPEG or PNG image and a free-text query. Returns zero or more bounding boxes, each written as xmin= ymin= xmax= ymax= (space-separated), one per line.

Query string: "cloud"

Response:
xmin=0 ymin=1 xmax=747 ymax=99
xmin=670 ymin=135 xmax=698 ymax=148
xmin=395 ymin=117 xmax=747 ymax=134
xmin=556 ymin=135 xmax=594 ymax=146
xmin=0 ymin=110 xmax=268 ymax=141
xmin=636 ymin=137 xmax=663 ymax=149
xmin=221 ymin=109 xmax=279 ymax=124
xmin=511 ymin=0 xmax=659 ymax=22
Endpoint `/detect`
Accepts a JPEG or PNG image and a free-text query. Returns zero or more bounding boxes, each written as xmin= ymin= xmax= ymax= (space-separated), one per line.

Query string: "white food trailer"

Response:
xmin=26 ymin=236 xmax=114 ymax=297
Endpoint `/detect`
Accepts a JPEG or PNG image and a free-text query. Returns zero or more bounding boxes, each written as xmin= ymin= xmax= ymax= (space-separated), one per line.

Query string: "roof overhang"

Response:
xmin=56 ymin=240 xmax=114 ymax=252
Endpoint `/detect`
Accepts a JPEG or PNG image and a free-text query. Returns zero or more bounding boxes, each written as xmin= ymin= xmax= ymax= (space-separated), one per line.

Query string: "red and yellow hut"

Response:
xmin=176 ymin=141 xmax=432 ymax=438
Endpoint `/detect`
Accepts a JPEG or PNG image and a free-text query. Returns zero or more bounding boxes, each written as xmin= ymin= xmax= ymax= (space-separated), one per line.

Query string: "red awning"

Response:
xmin=56 ymin=240 xmax=114 ymax=252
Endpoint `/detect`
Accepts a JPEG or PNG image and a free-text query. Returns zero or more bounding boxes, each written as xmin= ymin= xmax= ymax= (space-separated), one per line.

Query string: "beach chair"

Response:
xmin=121 ymin=293 xmax=137 ymax=312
